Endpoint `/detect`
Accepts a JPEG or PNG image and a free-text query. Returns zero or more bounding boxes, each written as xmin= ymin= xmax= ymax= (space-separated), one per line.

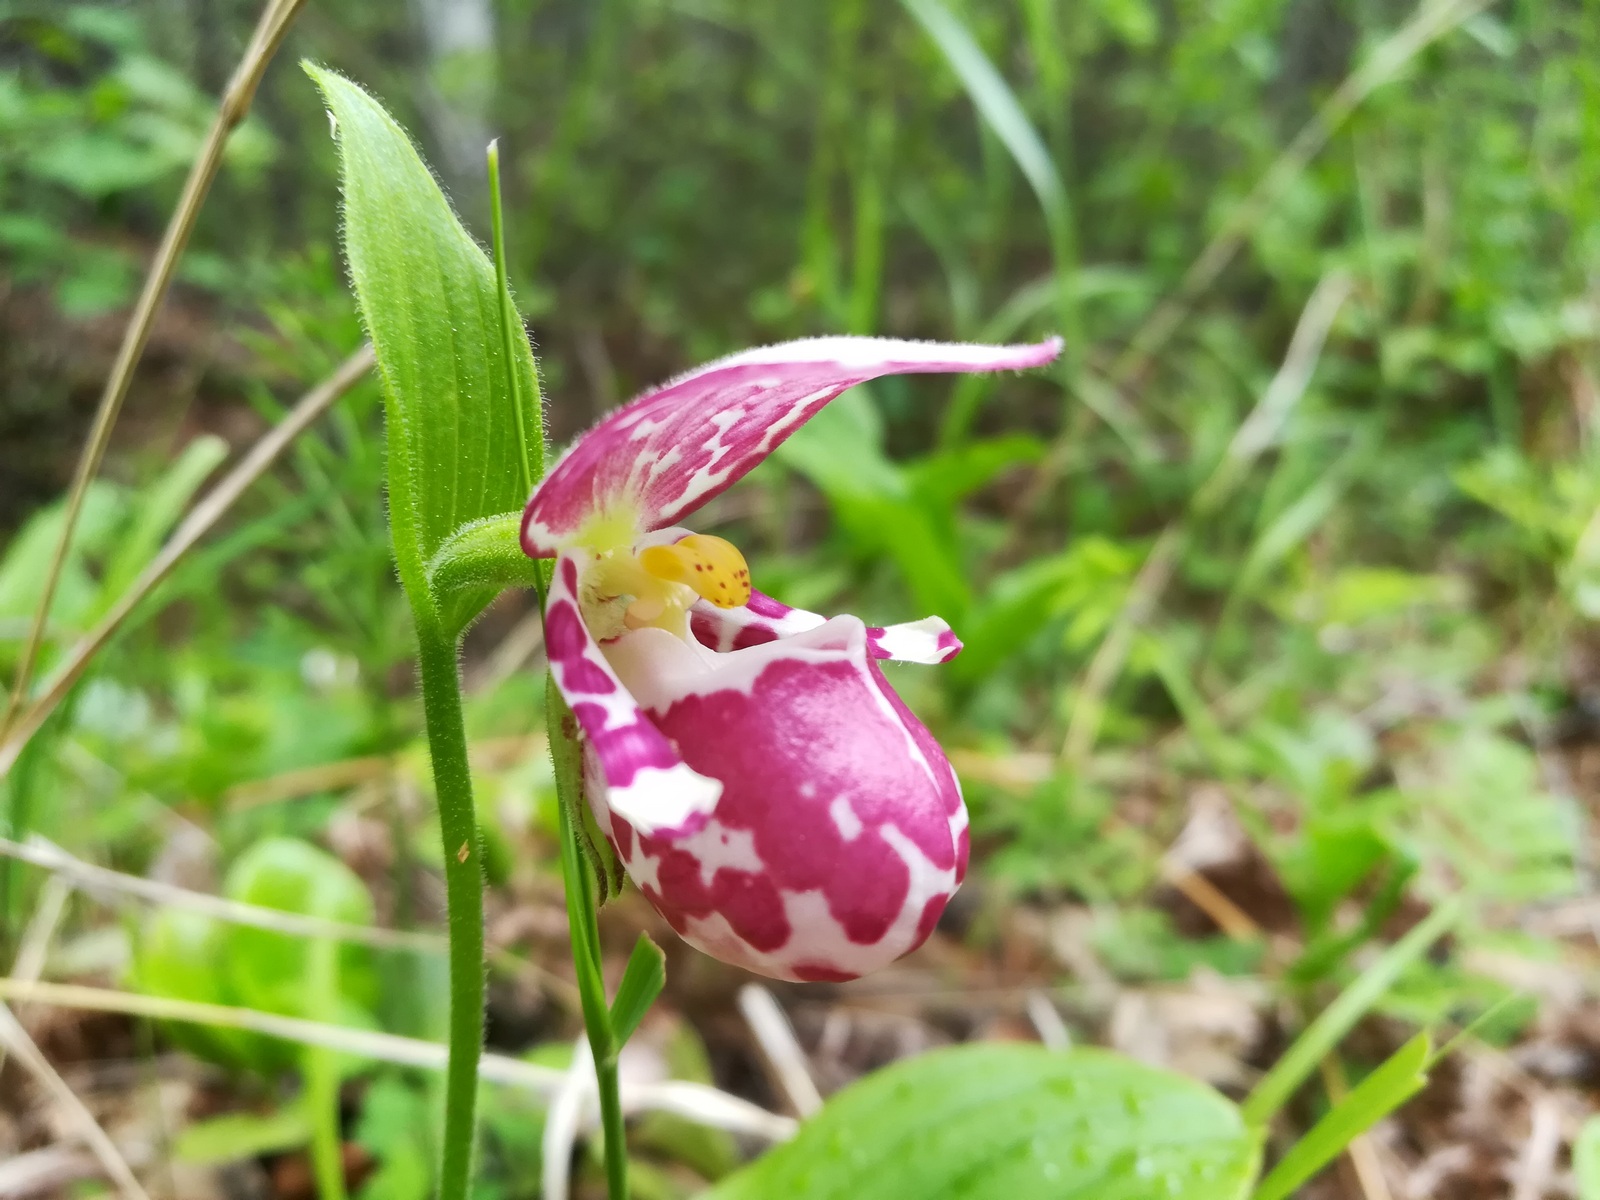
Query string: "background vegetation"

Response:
xmin=2 ymin=0 xmax=1598 ymax=1196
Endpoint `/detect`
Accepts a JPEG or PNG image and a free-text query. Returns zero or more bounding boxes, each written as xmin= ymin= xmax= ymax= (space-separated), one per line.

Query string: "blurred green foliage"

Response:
xmin=3 ymin=0 xmax=1599 ymax=1194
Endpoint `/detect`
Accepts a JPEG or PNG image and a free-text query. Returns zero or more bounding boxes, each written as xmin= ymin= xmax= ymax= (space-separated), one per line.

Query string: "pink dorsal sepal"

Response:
xmin=521 ymin=336 xmax=1063 ymax=555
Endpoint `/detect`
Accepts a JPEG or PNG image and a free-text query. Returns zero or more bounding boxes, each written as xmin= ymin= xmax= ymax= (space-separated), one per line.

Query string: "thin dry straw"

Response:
xmin=0 ymin=835 xmax=439 ymax=955
xmin=0 ymin=831 xmax=579 ymax=1005
xmin=0 ymin=978 xmax=798 ymax=1142
xmin=0 ymin=1005 xmax=152 ymax=1200
xmin=542 ymin=1038 xmax=593 ymax=1200
xmin=738 ymin=984 xmax=823 ymax=1117
xmin=0 ymin=877 xmax=149 ymax=1200
xmin=0 ymin=346 xmax=375 ymax=778
xmin=2 ymin=0 xmax=310 ymax=737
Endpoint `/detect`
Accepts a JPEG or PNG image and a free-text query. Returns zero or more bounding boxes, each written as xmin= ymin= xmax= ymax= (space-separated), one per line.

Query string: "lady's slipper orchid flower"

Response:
xmin=522 ymin=336 xmax=1060 ymax=980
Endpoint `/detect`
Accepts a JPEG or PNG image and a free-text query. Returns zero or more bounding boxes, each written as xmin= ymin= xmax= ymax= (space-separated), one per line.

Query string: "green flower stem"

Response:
xmin=552 ymin=700 xmax=630 ymax=1199
xmin=306 ymin=938 xmax=348 ymax=1200
xmin=499 ymin=130 xmax=632 ymax=1195
xmin=414 ymin=619 xmax=484 ymax=1200
xmin=487 ymin=137 xmax=633 ymax=1199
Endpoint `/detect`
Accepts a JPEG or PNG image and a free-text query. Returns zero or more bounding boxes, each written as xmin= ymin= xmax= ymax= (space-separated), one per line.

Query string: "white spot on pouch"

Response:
xmin=689 ymin=820 xmax=764 ymax=886
xmin=830 ymin=795 xmax=863 ymax=840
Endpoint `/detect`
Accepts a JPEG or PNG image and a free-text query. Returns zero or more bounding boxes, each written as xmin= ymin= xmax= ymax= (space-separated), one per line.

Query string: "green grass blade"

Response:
xmin=900 ymin=0 xmax=1064 ymax=221
xmin=901 ymin=0 xmax=1081 ymax=378
xmin=1251 ymin=1034 xmax=1430 ymax=1200
xmin=1242 ymin=901 xmax=1459 ymax=1127
xmin=609 ymin=934 xmax=666 ymax=1047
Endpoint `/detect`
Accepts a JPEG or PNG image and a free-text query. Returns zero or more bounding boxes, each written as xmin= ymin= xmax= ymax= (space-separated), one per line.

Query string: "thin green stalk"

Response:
xmin=414 ymin=622 xmax=484 ymax=1200
xmin=306 ymin=938 xmax=348 ymax=1200
xmin=487 ymin=141 xmax=536 ymax=496
xmin=490 ymin=141 xmax=627 ymax=1197
xmin=557 ymin=784 xmax=628 ymax=1197
xmin=306 ymin=1043 xmax=346 ymax=1200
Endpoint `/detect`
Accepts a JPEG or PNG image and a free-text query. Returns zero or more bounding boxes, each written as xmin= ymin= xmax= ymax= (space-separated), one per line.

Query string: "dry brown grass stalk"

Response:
xmin=2 ymin=0 xmax=311 ymax=737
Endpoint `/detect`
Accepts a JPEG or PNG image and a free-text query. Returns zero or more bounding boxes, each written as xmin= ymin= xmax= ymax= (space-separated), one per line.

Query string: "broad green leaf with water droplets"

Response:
xmin=707 ymin=1043 xmax=1259 ymax=1200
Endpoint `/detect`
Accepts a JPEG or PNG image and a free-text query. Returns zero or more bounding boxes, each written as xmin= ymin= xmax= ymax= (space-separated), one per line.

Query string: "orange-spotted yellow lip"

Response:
xmin=638 ymin=534 xmax=752 ymax=609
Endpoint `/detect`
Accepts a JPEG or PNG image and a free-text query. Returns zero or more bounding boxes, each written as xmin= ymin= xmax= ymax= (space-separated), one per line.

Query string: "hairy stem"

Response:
xmin=494 ymin=132 xmax=630 ymax=1197
xmin=415 ymin=623 xmax=484 ymax=1200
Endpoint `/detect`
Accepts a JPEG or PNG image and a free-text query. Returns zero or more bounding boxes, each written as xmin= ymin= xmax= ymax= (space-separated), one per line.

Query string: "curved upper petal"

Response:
xmin=521 ymin=336 xmax=1062 ymax=555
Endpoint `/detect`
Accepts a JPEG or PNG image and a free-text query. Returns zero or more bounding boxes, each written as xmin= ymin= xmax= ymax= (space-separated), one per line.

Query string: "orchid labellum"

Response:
xmin=522 ymin=337 xmax=1060 ymax=981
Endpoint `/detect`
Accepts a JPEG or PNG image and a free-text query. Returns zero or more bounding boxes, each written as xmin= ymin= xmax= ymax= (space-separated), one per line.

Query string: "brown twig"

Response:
xmin=1160 ymin=862 xmax=1261 ymax=942
xmin=0 ymin=1005 xmax=151 ymax=1200
xmin=1509 ymin=1093 xmax=1563 ymax=1200
xmin=2 ymin=0 xmax=310 ymax=737
xmin=0 ymin=882 xmax=148 ymax=1200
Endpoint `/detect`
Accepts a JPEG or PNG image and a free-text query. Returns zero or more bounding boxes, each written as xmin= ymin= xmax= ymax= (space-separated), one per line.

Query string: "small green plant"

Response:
xmin=136 ymin=837 xmax=378 ymax=1200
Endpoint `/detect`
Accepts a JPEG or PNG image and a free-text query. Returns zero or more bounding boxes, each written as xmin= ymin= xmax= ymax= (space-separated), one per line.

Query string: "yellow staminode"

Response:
xmin=638 ymin=534 xmax=752 ymax=609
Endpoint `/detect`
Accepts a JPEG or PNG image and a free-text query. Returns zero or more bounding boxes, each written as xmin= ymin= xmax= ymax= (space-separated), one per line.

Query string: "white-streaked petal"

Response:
xmin=521 ymin=336 xmax=1061 ymax=555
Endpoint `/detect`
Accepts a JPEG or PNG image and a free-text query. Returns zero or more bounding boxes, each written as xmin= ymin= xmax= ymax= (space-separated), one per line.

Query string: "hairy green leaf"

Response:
xmin=306 ymin=66 xmax=541 ymax=635
xmin=426 ymin=511 xmax=543 ymax=599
